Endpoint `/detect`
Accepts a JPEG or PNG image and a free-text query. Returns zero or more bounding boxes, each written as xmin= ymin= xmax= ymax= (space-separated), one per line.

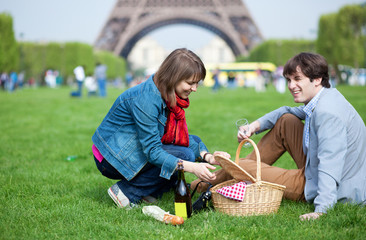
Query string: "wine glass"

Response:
xmin=235 ymin=118 xmax=251 ymax=147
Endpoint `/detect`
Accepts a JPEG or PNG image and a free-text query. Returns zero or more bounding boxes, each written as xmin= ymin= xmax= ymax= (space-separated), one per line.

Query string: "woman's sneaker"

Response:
xmin=108 ymin=183 xmax=131 ymax=208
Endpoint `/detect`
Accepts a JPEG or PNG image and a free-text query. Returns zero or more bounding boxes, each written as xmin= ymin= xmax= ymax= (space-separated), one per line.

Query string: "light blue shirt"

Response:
xmin=302 ymin=87 xmax=324 ymax=154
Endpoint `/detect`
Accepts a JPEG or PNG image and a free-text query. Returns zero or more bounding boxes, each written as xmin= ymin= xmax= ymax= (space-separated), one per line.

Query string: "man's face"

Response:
xmin=286 ymin=66 xmax=322 ymax=105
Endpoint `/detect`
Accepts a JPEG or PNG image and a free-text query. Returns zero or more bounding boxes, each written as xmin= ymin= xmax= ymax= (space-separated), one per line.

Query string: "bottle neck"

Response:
xmin=178 ymin=168 xmax=185 ymax=180
xmin=177 ymin=160 xmax=185 ymax=180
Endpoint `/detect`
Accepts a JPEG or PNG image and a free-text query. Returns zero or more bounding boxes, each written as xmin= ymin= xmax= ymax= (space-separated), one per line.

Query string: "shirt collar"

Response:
xmin=303 ymin=87 xmax=324 ymax=116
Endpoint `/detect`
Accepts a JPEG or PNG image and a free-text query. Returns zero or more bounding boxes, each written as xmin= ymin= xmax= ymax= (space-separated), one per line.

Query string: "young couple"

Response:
xmin=92 ymin=49 xmax=366 ymax=220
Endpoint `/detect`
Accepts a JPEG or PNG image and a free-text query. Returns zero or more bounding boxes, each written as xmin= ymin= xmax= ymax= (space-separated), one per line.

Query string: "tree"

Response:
xmin=94 ymin=50 xmax=127 ymax=80
xmin=20 ymin=42 xmax=47 ymax=85
xmin=317 ymin=4 xmax=366 ymax=84
xmin=18 ymin=41 xmax=127 ymax=85
xmin=45 ymin=42 xmax=63 ymax=71
xmin=0 ymin=13 xmax=19 ymax=72
xmin=336 ymin=4 xmax=366 ymax=68
xmin=64 ymin=42 xmax=94 ymax=78
xmin=317 ymin=4 xmax=366 ymax=68
xmin=316 ymin=13 xmax=338 ymax=66
xmin=239 ymin=39 xmax=315 ymax=66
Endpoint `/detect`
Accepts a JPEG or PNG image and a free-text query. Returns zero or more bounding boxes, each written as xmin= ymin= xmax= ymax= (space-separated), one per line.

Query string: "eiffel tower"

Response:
xmin=95 ymin=0 xmax=263 ymax=58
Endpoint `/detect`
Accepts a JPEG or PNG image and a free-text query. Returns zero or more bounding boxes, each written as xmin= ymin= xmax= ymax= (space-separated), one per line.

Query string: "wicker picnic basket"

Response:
xmin=211 ymin=138 xmax=286 ymax=216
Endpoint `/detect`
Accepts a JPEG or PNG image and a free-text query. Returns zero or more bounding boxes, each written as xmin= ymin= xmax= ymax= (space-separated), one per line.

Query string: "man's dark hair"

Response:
xmin=283 ymin=52 xmax=330 ymax=88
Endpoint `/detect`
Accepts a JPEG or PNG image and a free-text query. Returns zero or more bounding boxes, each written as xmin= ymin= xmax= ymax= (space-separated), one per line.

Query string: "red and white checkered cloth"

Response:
xmin=216 ymin=181 xmax=248 ymax=202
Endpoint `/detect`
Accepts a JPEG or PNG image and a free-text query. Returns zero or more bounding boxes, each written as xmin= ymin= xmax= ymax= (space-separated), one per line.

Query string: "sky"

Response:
xmin=0 ymin=0 xmax=364 ymax=51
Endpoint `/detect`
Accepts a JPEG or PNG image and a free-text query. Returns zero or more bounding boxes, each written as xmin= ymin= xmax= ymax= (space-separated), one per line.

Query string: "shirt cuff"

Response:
xmin=314 ymin=205 xmax=328 ymax=214
xmin=159 ymin=155 xmax=179 ymax=180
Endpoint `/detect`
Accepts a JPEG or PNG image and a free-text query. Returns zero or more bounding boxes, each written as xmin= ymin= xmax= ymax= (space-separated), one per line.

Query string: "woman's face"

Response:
xmin=175 ymin=76 xmax=200 ymax=99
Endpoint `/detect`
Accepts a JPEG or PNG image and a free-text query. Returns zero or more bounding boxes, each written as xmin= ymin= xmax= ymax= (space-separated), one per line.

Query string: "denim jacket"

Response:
xmin=92 ymin=75 xmax=208 ymax=181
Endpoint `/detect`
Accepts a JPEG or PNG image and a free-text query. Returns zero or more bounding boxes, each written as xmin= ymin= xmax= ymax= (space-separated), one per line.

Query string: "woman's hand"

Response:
xmin=205 ymin=151 xmax=231 ymax=165
xmin=183 ymin=161 xmax=216 ymax=182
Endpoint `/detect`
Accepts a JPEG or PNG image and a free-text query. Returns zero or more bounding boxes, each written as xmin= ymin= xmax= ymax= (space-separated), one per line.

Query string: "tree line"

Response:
xmin=18 ymin=42 xmax=126 ymax=85
xmin=0 ymin=13 xmax=126 ymax=85
xmin=240 ymin=3 xmax=366 ymax=81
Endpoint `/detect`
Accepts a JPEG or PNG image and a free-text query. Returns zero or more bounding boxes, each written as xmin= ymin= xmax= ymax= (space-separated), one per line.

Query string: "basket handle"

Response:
xmin=235 ymin=138 xmax=261 ymax=183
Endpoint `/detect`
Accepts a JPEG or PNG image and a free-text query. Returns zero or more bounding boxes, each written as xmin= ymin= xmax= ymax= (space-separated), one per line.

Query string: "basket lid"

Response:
xmin=215 ymin=155 xmax=256 ymax=183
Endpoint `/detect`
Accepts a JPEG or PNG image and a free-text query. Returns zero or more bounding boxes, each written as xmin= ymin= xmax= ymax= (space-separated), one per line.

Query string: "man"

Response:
xmin=94 ymin=62 xmax=107 ymax=97
xmin=73 ymin=65 xmax=85 ymax=97
xmin=191 ymin=52 xmax=366 ymax=220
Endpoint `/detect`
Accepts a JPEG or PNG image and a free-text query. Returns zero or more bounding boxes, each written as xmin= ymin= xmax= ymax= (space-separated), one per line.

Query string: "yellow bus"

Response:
xmin=204 ymin=62 xmax=277 ymax=87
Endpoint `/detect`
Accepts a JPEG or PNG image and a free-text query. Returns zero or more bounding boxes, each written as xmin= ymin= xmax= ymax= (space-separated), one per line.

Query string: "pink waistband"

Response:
xmin=92 ymin=144 xmax=104 ymax=163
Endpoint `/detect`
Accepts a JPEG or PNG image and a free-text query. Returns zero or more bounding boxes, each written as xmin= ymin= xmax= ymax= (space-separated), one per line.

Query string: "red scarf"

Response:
xmin=161 ymin=95 xmax=189 ymax=147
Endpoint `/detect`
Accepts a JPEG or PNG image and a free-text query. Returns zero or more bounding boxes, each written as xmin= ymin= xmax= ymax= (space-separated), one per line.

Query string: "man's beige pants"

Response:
xmin=193 ymin=114 xmax=306 ymax=201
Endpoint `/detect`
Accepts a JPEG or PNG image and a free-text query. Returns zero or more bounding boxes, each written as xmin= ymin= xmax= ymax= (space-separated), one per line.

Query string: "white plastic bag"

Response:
xmin=142 ymin=206 xmax=184 ymax=225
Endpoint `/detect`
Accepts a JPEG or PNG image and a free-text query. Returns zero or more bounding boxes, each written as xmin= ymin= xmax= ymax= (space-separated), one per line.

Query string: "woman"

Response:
xmin=92 ymin=48 xmax=230 ymax=208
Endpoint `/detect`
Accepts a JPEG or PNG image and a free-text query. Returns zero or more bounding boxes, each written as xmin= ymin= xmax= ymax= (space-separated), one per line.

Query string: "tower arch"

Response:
xmin=95 ymin=0 xmax=263 ymax=58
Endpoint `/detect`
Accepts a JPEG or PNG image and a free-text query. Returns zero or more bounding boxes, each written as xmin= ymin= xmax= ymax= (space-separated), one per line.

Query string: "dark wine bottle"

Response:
xmin=174 ymin=160 xmax=192 ymax=219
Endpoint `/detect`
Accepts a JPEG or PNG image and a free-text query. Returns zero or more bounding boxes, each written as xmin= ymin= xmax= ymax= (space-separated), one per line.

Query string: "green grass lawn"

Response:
xmin=1 ymin=85 xmax=365 ymax=239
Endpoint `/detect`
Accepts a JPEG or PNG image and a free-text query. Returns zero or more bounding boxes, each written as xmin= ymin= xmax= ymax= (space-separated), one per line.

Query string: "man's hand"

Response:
xmin=299 ymin=212 xmax=324 ymax=221
xmin=237 ymin=120 xmax=260 ymax=142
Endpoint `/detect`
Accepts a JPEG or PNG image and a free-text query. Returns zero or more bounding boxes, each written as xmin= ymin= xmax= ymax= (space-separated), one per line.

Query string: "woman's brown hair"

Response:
xmin=154 ymin=48 xmax=206 ymax=107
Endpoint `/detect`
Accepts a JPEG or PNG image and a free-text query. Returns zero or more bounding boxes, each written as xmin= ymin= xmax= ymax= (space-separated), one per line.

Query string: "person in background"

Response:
xmin=0 ymin=72 xmax=9 ymax=90
xmin=94 ymin=62 xmax=107 ymax=97
xmin=85 ymin=75 xmax=98 ymax=97
xmin=191 ymin=52 xmax=366 ymax=220
xmin=92 ymin=48 xmax=230 ymax=208
xmin=254 ymin=69 xmax=266 ymax=92
xmin=73 ymin=65 xmax=85 ymax=97
xmin=227 ymin=71 xmax=236 ymax=88
xmin=212 ymin=67 xmax=221 ymax=92
xmin=9 ymin=71 xmax=18 ymax=92
xmin=329 ymin=68 xmax=337 ymax=88
xmin=274 ymin=66 xmax=286 ymax=94
xmin=17 ymin=71 xmax=24 ymax=89
xmin=125 ymin=71 xmax=134 ymax=87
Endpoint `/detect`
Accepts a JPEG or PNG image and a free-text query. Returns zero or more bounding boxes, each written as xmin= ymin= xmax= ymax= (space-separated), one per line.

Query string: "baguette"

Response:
xmin=163 ymin=214 xmax=184 ymax=225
